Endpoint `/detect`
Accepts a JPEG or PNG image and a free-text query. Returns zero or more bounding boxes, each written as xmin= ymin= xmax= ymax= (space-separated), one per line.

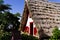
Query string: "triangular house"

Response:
xmin=20 ymin=0 xmax=39 ymax=37
xmin=20 ymin=0 xmax=60 ymax=38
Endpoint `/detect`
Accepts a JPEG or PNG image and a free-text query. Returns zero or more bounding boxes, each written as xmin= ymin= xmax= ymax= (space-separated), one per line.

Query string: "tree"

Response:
xmin=0 ymin=11 xmax=21 ymax=40
xmin=0 ymin=0 xmax=21 ymax=40
xmin=14 ymin=12 xmax=21 ymax=17
xmin=0 ymin=4 xmax=11 ymax=12
xmin=0 ymin=0 xmax=4 ymax=4
xmin=3 ymin=12 xmax=20 ymax=31
xmin=0 ymin=0 xmax=11 ymax=12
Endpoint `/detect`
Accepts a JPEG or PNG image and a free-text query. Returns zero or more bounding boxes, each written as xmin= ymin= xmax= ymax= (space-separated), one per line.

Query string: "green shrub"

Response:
xmin=0 ymin=32 xmax=11 ymax=40
xmin=49 ymin=27 xmax=60 ymax=40
xmin=1 ymin=35 xmax=11 ymax=40
xmin=21 ymin=34 xmax=39 ymax=40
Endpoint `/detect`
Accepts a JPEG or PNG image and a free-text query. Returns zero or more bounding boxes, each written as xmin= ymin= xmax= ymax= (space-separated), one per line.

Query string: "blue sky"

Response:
xmin=49 ymin=0 xmax=60 ymax=3
xmin=4 ymin=0 xmax=24 ymax=15
xmin=4 ymin=0 xmax=60 ymax=15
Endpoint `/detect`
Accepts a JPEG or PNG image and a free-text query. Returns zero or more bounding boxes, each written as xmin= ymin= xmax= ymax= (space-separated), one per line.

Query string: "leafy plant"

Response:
xmin=49 ymin=27 xmax=60 ymax=40
xmin=21 ymin=34 xmax=39 ymax=40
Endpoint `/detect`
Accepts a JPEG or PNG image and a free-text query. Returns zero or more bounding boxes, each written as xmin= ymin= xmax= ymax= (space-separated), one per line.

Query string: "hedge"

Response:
xmin=21 ymin=34 xmax=39 ymax=40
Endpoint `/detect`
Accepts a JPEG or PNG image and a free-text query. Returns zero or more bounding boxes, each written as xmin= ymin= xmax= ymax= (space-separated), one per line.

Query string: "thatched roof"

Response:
xmin=21 ymin=0 xmax=60 ymax=37
xmin=20 ymin=2 xmax=29 ymax=31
